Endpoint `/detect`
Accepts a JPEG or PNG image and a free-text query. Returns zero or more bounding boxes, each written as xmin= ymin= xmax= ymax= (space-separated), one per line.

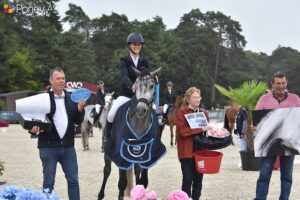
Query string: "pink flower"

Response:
xmin=144 ymin=190 xmax=157 ymax=200
xmin=130 ymin=185 xmax=158 ymax=200
xmin=167 ymin=190 xmax=190 ymax=200
xmin=130 ymin=185 xmax=146 ymax=200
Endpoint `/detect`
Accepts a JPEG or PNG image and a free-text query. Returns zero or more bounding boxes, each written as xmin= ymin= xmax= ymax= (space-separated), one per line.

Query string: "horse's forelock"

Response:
xmin=140 ymin=68 xmax=150 ymax=77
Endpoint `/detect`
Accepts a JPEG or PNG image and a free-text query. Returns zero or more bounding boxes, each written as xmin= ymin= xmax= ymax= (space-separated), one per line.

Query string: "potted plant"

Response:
xmin=215 ymin=80 xmax=267 ymax=170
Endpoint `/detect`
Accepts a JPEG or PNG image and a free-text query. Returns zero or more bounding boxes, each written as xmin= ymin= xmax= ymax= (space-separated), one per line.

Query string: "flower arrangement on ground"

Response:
xmin=0 ymin=186 xmax=60 ymax=200
xmin=167 ymin=189 xmax=191 ymax=200
xmin=130 ymin=185 xmax=157 ymax=200
xmin=130 ymin=185 xmax=191 ymax=200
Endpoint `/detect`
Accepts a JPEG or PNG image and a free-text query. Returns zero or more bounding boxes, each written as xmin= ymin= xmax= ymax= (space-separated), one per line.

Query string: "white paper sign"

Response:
xmin=184 ymin=112 xmax=208 ymax=129
xmin=15 ymin=93 xmax=51 ymax=121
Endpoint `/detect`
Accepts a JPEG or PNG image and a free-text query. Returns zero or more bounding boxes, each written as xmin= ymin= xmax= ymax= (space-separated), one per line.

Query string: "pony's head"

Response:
xmin=132 ymin=67 xmax=160 ymax=118
xmin=104 ymin=92 xmax=114 ymax=108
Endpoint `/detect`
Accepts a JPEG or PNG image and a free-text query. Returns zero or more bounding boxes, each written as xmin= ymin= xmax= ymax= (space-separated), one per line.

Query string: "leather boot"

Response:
xmin=104 ymin=121 xmax=113 ymax=139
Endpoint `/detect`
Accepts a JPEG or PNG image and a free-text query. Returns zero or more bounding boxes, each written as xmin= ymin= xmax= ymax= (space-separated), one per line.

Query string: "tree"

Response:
xmin=91 ymin=12 xmax=130 ymax=71
xmin=62 ymin=3 xmax=91 ymax=40
xmin=269 ymin=46 xmax=300 ymax=96
xmin=0 ymin=15 xmax=41 ymax=92
xmin=175 ymin=9 xmax=246 ymax=107
xmin=60 ymin=31 xmax=97 ymax=82
xmin=215 ymin=80 xmax=268 ymax=152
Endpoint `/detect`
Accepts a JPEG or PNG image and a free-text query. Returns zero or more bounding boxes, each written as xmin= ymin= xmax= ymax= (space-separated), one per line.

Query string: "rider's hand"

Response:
xmin=132 ymin=84 xmax=136 ymax=93
xmin=154 ymin=76 xmax=159 ymax=83
xmin=78 ymin=100 xmax=86 ymax=112
xmin=104 ymin=104 xmax=109 ymax=111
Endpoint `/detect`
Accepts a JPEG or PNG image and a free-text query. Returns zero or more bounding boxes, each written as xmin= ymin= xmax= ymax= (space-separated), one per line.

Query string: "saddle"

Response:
xmin=105 ymin=101 xmax=166 ymax=170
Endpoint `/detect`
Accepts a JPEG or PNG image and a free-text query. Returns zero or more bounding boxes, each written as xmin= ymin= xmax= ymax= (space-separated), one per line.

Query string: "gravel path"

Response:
xmin=0 ymin=125 xmax=300 ymax=200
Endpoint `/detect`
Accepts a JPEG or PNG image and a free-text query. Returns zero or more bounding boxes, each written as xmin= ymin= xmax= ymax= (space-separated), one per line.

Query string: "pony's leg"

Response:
xmin=101 ymin=128 xmax=105 ymax=153
xmin=81 ymin=122 xmax=89 ymax=151
xmin=125 ymin=169 xmax=133 ymax=197
xmin=97 ymin=154 xmax=111 ymax=200
xmin=170 ymin=124 xmax=174 ymax=146
xmin=140 ymin=169 xmax=148 ymax=188
xmin=158 ymin=123 xmax=165 ymax=141
xmin=118 ymin=169 xmax=127 ymax=200
xmin=134 ymin=165 xmax=142 ymax=184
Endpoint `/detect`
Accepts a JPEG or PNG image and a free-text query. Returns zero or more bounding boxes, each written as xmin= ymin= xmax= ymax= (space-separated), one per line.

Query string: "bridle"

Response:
xmin=129 ymin=75 xmax=156 ymax=116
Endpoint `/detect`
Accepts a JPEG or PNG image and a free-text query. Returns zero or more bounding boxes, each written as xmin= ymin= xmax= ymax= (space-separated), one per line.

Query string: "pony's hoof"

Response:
xmin=170 ymin=141 xmax=173 ymax=146
xmin=83 ymin=145 xmax=89 ymax=151
xmin=97 ymin=193 xmax=104 ymax=200
xmin=101 ymin=147 xmax=104 ymax=153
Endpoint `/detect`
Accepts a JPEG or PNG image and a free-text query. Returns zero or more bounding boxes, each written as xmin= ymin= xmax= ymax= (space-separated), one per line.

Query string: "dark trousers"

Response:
xmin=39 ymin=146 xmax=80 ymax=200
xmin=180 ymin=158 xmax=203 ymax=200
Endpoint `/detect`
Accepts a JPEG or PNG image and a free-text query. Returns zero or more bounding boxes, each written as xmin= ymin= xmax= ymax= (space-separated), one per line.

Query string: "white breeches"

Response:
xmin=163 ymin=104 xmax=168 ymax=113
xmin=107 ymin=96 xmax=131 ymax=123
xmin=95 ymin=104 xmax=101 ymax=114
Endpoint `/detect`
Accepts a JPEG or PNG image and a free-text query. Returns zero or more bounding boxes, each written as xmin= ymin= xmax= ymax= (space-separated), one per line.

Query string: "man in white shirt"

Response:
xmin=29 ymin=67 xmax=85 ymax=200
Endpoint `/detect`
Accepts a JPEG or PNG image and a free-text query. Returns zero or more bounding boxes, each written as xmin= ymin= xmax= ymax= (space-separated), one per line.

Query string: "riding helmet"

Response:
xmin=167 ymin=81 xmax=173 ymax=87
xmin=97 ymin=80 xmax=104 ymax=86
xmin=127 ymin=32 xmax=144 ymax=44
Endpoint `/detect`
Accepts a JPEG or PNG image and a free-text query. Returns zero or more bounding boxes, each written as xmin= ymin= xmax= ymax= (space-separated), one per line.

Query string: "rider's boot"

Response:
xmin=104 ymin=120 xmax=113 ymax=139
xmin=93 ymin=113 xmax=100 ymax=126
xmin=163 ymin=112 xmax=169 ymax=125
xmin=102 ymin=121 xmax=113 ymax=153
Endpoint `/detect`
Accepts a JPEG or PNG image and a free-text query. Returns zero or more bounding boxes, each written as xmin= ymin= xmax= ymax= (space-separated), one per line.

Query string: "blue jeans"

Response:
xmin=39 ymin=146 xmax=80 ymax=200
xmin=254 ymin=155 xmax=294 ymax=200
xmin=180 ymin=158 xmax=203 ymax=200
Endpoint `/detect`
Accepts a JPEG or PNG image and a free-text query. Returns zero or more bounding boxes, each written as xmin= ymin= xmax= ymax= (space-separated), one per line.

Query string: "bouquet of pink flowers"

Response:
xmin=130 ymin=185 xmax=157 ymax=200
xmin=130 ymin=185 xmax=191 ymax=200
xmin=167 ymin=190 xmax=191 ymax=200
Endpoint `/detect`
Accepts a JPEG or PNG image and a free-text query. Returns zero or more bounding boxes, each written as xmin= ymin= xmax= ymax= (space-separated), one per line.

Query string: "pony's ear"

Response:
xmin=132 ymin=67 xmax=141 ymax=76
xmin=111 ymin=91 xmax=114 ymax=96
xmin=150 ymin=67 xmax=161 ymax=76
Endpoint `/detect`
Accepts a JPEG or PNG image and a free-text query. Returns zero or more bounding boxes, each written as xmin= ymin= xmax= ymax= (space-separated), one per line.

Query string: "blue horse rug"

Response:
xmin=105 ymin=101 xmax=166 ymax=170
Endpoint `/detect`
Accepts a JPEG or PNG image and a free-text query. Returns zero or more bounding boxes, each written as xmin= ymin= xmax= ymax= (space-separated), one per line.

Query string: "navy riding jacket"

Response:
xmin=163 ymin=89 xmax=177 ymax=105
xmin=119 ymin=54 xmax=149 ymax=98
xmin=96 ymin=89 xmax=106 ymax=105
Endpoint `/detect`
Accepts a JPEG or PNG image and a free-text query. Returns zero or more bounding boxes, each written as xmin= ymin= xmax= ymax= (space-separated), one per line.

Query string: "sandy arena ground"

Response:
xmin=0 ymin=124 xmax=300 ymax=200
